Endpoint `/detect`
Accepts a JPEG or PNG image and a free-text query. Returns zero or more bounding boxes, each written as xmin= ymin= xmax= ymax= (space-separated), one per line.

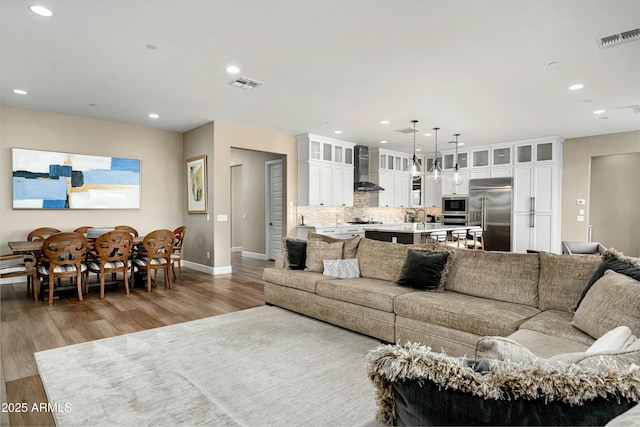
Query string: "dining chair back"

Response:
xmin=73 ymin=226 xmax=93 ymax=236
xmin=133 ymin=229 xmax=175 ymax=292
xmin=38 ymin=232 xmax=88 ymax=305
xmin=1 ymin=253 xmax=39 ymax=300
xmin=28 ymin=227 xmax=61 ymax=241
xmin=88 ymin=230 xmax=134 ymax=298
xmin=171 ymin=226 xmax=186 ymax=280
xmin=114 ymin=225 xmax=139 ymax=237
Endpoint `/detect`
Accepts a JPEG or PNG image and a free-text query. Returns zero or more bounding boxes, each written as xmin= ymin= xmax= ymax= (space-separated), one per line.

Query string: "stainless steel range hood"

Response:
xmin=354 ymin=145 xmax=384 ymax=192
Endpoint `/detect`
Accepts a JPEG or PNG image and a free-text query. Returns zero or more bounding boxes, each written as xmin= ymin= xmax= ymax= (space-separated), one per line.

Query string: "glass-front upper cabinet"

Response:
xmin=536 ymin=142 xmax=553 ymax=162
xmin=515 ymin=141 xmax=555 ymax=164
xmin=334 ymin=145 xmax=343 ymax=164
xmin=310 ymin=140 xmax=321 ymax=160
xmin=492 ymin=147 xmax=511 ymax=166
xmin=443 ymin=154 xmax=454 ymax=169
xmin=344 ymin=147 xmax=353 ymax=165
xmin=472 ymin=150 xmax=489 ymax=167
xmin=322 ymin=143 xmax=332 ymax=161
xmin=458 ymin=152 xmax=468 ymax=168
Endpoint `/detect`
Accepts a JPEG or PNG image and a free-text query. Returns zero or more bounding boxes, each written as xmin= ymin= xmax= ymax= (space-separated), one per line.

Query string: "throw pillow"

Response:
xmin=304 ymin=240 xmax=344 ymax=273
xmin=572 ymin=270 xmax=640 ymax=339
xmin=307 ymin=232 xmax=360 ymax=259
xmin=574 ymin=248 xmax=640 ymax=310
xmin=396 ymin=250 xmax=449 ymax=291
xmin=322 ymin=258 xmax=360 ymax=279
xmin=283 ymin=238 xmax=307 ymax=270
xmin=474 ymin=336 xmax=539 ymax=364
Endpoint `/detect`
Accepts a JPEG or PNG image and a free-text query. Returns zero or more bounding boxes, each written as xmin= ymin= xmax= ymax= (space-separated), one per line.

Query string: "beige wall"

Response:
xmin=212 ymin=121 xmax=297 ymax=268
xmin=562 ymin=130 xmax=640 ymax=243
xmin=0 ymin=106 xmax=183 ymax=252
xmin=230 ymin=149 xmax=285 ymax=255
xmin=182 ymin=122 xmax=216 ymax=268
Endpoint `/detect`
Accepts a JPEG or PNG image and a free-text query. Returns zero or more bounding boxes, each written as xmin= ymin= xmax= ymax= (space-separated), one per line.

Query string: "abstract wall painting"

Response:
xmin=12 ymin=148 xmax=140 ymax=209
xmin=186 ymin=155 xmax=207 ymax=213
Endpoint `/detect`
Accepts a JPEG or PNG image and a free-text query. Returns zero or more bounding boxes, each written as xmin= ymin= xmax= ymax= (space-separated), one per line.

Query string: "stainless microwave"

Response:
xmin=442 ymin=196 xmax=468 ymax=215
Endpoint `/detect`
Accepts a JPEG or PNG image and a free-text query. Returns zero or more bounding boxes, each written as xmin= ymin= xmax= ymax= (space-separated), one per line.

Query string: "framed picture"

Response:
xmin=186 ymin=155 xmax=207 ymax=213
xmin=12 ymin=148 xmax=140 ymax=209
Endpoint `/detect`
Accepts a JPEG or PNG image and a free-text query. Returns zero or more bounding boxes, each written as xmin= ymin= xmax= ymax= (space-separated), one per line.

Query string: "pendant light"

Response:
xmin=427 ymin=127 xmax=443 ymax=183
xmin=409 ymin=120 xmax=422 ymax=180
xmin=449 ymin=133 xmax=464 ymax=187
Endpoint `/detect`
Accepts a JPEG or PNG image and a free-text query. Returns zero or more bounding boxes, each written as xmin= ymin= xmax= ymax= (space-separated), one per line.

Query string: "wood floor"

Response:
xmin=0 ymin=254 xmax=273 ymax=427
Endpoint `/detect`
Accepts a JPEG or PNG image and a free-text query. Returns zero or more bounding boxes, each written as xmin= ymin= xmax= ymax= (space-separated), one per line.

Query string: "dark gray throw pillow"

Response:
xmin=396 ymin=250 xmax=449 ymax=290
xmin=575 ymin=251 xmax=640 ymax=310
xmin=284 ymin=238 xmax=307 ymax=270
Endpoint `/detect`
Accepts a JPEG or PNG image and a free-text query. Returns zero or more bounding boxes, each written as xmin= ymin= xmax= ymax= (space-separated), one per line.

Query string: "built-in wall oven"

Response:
xmin=442 ymin=196 xmax=469 ymax=225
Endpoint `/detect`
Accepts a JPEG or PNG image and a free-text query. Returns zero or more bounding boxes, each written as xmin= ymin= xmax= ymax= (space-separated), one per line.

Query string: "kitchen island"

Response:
xmin=365 ymin=224 xmax=469 ymax=245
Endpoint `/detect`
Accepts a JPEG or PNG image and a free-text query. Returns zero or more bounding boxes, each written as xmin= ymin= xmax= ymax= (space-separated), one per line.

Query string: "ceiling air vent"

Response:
xmin=394 ymin=127 xmax=420 ymax=134
xmin=597 ymin=27 xmax=640 ymax=49
xmin=229 ymin=77 xmax=263 ymax=90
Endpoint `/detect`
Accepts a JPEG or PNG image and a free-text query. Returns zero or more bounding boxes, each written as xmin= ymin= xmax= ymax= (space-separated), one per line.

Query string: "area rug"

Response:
xmin=35 ymin=305 xmax=383 ymax=426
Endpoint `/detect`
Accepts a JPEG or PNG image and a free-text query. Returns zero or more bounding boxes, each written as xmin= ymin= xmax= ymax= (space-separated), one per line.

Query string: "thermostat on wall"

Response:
xmin=576 ymin=199 xmax=586 ymax=205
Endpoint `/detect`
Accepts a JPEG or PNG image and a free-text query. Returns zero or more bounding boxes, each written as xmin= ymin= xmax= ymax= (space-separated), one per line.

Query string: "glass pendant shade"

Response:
xmin=448 ymin=133 xmax=464 ymax=187
xmin=410 ymin=120 xmax=421 ymax=180
xmin=410 ymin=155 xmax=422 ymax=180
xmin=428 ymin=127 xmax=443 ymax=183
xmin=449 ymin=165 xmax=464 ymax=186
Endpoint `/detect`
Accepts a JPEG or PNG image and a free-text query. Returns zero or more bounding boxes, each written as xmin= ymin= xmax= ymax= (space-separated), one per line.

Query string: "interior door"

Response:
xmin=267 ymin=160 xmax=283 ymax=260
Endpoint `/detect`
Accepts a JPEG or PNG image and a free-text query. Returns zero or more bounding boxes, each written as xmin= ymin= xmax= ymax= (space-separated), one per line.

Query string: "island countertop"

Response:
xmin=365 ymin=224 xmax=469 ymax=234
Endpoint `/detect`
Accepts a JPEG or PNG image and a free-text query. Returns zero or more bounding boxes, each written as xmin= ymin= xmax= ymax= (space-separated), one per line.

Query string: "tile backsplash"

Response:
xmin=297 ymin=192 xmax=441 ymax=226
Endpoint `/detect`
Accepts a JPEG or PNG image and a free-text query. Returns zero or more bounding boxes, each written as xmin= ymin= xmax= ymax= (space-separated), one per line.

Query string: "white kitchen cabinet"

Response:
xmin=424 ymin=178 xmax=443 ymax=208
xmin=370 ymin=148 xmax=411 ymax=208
xmin=512 ymin=164 xmax=561 ymax=253
xmin=298 ymin=134 xmax=355 ymax=206
xmin=394 ymin=173 xmax=410 ymax=207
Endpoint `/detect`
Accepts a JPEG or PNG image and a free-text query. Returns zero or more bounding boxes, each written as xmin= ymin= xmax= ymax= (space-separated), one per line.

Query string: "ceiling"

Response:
xmin=1 ymin=0 xmax=639 ymax=153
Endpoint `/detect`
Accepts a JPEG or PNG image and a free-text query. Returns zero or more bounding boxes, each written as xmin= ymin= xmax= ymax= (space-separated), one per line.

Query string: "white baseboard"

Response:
xmin=231 ymin=246 xmax=243 ymax=253
xmin=182 ymin=260 xmax=232 ymax=275
xmin=241 ymin=251 xmax=268 ymax=260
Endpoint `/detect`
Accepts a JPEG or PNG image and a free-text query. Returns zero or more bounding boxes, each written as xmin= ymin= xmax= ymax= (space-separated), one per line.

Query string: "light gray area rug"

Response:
xmin=35 ymin=306 xmax=384 ymax=426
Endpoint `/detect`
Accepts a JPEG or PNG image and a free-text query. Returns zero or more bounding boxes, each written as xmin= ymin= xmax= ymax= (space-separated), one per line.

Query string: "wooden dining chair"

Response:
xmin=1 ymin=253 xmax=39 ymax=301
xmin=38 ymin=232 xmax=88 ymax=305
xmin=133 ymin=229 xmax=175 ymax=292
xmin=73 ymin=226 xmax=93 ymax=236
xmin=26 ymin=227 xmax=62 ymax=297
xmin=171 ymin=226 xmax=186 ymax=280
xmin=87 ymin=230 xmax=133 ymax=298
xmin=114 ymin=225 xmax=139 ymax=237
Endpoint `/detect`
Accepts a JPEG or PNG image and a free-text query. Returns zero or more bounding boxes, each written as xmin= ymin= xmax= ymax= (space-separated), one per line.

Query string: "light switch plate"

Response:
xmin=577 ymin=215 xmax=585 ymax=222
xmin=217 ymin=214 xmax=228 ymax=222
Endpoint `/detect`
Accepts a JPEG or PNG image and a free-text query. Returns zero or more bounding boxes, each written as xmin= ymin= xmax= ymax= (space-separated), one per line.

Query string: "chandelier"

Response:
xmin=448 ymin=133 xmax=464 ymax=187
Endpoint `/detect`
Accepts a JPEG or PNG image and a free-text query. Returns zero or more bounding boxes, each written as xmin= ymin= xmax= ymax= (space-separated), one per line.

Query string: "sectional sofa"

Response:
xmin=262 ymin=235 xmax=640 ymax=425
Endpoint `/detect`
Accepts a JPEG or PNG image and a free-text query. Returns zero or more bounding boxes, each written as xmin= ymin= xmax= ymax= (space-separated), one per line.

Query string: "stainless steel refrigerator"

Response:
xmin=468 ymin=177 xmax=513 ymax=251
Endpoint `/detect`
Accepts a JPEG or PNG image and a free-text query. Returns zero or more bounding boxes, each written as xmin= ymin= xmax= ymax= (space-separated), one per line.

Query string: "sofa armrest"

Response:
xmin=274 ymin=252 xmax=286 ymax=269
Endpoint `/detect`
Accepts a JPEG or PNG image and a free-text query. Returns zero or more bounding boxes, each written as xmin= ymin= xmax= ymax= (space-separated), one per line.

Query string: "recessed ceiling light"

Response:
xmin=416 ymin=148 xmax=422 ymax=152
xmin=149 ymin=113 xmax=159 ymax=119
xmin=13 ymin=89 xmax=27 ymax=95
xmin=334 ymin=130 xmax=342 ymax=134
xmin=30 ymin=5 xmax=54 ymax=17
xmin=380 ymin=120 xmax=390 ymax=125
xmin=423 ymin=133 xmax=432 ymax=137
xmin=569 ymin=84 xmax=584 ymax=90
xmin=380 ymin=140 xmax=388 ymax=144
xmin=226 ymin=65 xmax=240 ymax=74
xmin=593 ymin=109 xmax=606 ymax=115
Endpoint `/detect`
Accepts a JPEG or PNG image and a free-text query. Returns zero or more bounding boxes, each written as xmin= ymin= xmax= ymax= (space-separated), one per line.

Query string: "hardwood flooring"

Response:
xmin=0 ymin=254 xmax=273 ymax=427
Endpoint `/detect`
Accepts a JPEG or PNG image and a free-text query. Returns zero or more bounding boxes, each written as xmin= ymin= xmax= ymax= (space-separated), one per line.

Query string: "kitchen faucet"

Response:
xmin=415 ymin=209 xmax=426 ymax=227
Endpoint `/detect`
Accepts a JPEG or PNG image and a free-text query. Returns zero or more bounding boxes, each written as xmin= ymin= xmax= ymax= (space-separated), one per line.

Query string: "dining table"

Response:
xmin=8 ymin=235 xmax=144 ymax=254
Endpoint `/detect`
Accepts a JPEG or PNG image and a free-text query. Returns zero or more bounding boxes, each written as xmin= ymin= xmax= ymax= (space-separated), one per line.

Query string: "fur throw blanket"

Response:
xmin=366 ymin=342 xmax=640 ymax=425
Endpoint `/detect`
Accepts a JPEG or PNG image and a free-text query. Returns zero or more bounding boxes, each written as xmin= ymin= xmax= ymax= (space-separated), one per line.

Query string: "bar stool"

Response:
xmin=446 ymin=228 xmax=468 ymax=248
xmin=428 ymin=230 xmax=448 ymax=248
xmin=467 ymin=227 xmax=484 ymax=250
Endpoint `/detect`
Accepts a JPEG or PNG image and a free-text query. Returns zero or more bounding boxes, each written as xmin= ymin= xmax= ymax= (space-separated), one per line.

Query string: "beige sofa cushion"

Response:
xmin=538 ymin=252 xmax=601 ymax=311
xmin=304 ymin=240 xmax=344 ymax=273
xmin=507 ymin=329 xmax=589 ymax=358
xmin=262 ymin=268 xmax=336 ymax=293
xmin=393 ymin=291 xmax=540 ymax=337
xmin=572 ymin=270 xmax=640 ymax=339
xmin=518 ymin=309 xmax=595 ymax=346
xmin=356 ymin=238 xmax=410 ymax=282
xmin=308 ymin=232 xmax=360 ymax=259
xmin=316 ymin=277 xmax=415 ymax=312
xmin=445 ymin=250 xmax=539 ymax=307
